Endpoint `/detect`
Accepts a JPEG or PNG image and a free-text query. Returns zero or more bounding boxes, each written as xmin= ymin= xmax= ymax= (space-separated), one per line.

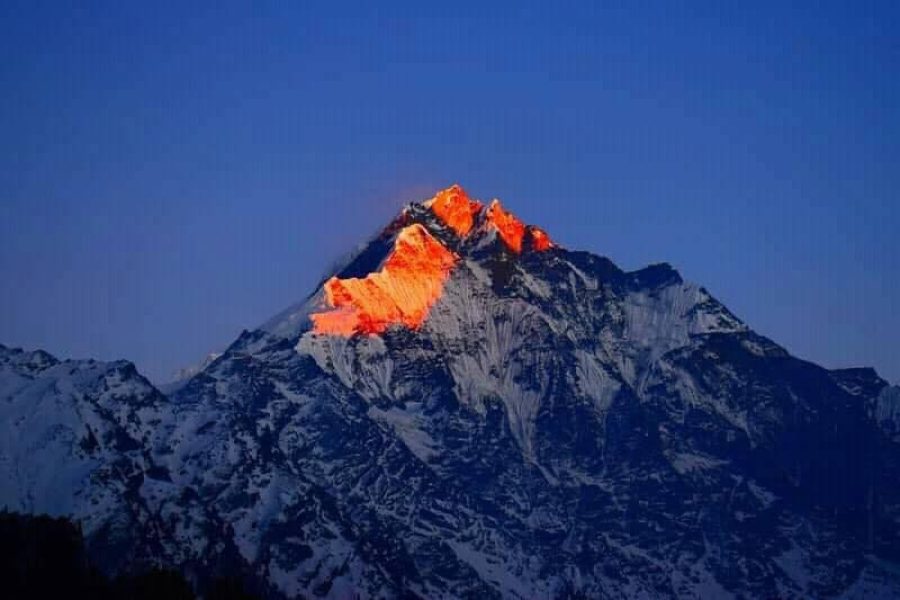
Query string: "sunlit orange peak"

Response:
xmin=529 ymin=226 xmax=554 ymax=251
xmin=310 ymin=224 xmax=458 ymax=336
xmin=425 ymin=184 xmax=483 ymax=237
xmin=486 ymin=199 xmax=527 ymax=253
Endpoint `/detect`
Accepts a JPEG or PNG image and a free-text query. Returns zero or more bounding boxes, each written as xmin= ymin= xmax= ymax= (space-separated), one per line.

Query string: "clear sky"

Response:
xmin=1 ymin=1 xmax=898 ymax=384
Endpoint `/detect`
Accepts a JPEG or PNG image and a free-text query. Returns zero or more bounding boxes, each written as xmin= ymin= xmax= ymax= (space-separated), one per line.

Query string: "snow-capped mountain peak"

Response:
xmin=422 ymin=183 xmax=483 ymax=237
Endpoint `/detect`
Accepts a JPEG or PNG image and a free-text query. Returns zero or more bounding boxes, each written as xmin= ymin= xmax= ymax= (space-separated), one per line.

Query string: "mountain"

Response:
xmin=2 ymin=185 xmax=899 ymax=598
xmin=0 ymin=344 xmax=256 ymax=589
xmin=0 ymin=345 xmax=167 ymax=571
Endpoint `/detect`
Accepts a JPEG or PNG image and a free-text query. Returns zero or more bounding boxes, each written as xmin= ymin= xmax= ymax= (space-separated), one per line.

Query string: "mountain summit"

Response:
xmin=307 ymin=185 xmax=553 ymax=337
xmin=2 ymin=186 xmax=900 ymax=598
xmin=424 ymin=184 xmax=554 ymax=252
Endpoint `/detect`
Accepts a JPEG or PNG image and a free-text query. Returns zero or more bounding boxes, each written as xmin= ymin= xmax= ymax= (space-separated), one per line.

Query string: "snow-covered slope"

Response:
xmin=0 ymin=345 xmax=172 ymax=571
xmin=2 ymin=185 xmax=899 ymax=598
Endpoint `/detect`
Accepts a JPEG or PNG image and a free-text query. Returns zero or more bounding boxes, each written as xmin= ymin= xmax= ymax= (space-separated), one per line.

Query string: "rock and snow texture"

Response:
xmin=0 ymin=348 xmax=154 ymax=522
xmin=0 ymin=345 xmax=178 ymax=572
xmin=2 ymin=186 xmax=900 ymax=598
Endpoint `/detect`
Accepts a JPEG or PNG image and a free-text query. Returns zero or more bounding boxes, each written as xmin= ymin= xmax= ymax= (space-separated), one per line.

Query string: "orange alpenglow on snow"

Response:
xmin=310 ymin=224 xmax=458 ymax=335
xmin=425 ymin=184 xmax=483 ymax=236
xmin=426 ymin=185 xmax=555 ymax=253
xmin=529 ymin=226 xmax=554 ymax=251
xmin=486 ymin=199 xmax=527 ymax=253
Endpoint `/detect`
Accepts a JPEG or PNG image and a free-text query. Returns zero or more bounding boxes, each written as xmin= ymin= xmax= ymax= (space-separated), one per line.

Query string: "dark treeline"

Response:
xmin=0 ymin=511 xmax=258 ymax=600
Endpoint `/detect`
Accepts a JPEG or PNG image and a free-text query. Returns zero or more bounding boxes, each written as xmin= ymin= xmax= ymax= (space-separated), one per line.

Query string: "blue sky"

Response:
xmin=1 ymin=1 xmax=898 ymax=383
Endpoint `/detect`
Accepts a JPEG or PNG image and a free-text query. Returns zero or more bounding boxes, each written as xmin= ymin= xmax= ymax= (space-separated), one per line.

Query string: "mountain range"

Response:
xmin=2 ymin=185 xmax=899 ymax=598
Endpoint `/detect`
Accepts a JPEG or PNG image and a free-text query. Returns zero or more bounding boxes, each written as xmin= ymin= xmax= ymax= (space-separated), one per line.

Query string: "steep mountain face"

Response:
xmin=2 ymin=185 xmax=899 ymax=598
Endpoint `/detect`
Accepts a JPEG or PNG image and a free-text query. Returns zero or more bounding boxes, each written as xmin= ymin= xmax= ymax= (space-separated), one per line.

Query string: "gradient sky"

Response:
xmin=1 ymin=1 xmax=898 ymax=383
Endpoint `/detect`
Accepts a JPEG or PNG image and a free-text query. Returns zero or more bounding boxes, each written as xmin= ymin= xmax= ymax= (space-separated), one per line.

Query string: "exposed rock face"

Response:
xmin=2 ymin=186 xmax=899 ymax=599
